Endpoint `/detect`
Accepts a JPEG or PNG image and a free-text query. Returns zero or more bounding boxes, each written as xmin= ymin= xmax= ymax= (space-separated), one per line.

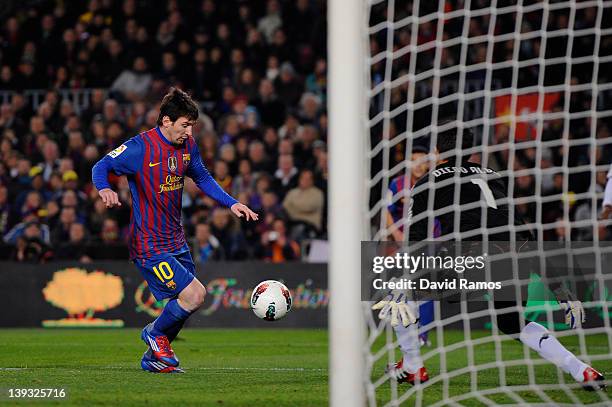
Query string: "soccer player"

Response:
xmin=599 ymin=164 xmax=612 ymax=220
xmin=92 ymin=88 xmax=258 ymax=373
xmin=384 ymin=145 xmax=435 ymax=385
xmin=375 ymin=123 xmax=605 ymax=390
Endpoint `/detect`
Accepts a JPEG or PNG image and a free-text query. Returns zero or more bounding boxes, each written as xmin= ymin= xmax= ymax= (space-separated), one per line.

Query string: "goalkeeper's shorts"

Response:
xmin=133 ymin=248 xmax=196 ymax=301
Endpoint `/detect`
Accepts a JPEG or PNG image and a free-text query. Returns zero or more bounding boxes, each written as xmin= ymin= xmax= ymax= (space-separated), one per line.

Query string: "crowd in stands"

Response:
xmin=2 ymin=0 xmax=611 ymax=263
xmin=0 ymin=0 xmax=327 ymax=262
xmin=368 ymin=0 xmax=612 ymax=241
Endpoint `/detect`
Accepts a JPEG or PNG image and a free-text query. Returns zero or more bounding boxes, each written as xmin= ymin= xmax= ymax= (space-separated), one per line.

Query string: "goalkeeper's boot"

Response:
xmin=386 ymin=359 xmax=429 ymax=385
xmin=141 ymin=349 xmax=184 ymax=373
xmin=141 ymin=324 xmax=179 ymax=367
xmin=581 ymin=367 xmax=606 ymax=391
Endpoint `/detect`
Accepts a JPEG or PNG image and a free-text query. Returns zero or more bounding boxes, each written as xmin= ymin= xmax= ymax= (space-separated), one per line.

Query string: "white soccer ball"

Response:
xmin=250 ymin=280 xmax=292 ymax=321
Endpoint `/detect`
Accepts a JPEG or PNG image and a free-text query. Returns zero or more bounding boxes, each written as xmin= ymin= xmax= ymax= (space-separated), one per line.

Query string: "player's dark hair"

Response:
xmin=435 ymin=119 xmax=474 ymax=157
xmin=157 ymin=87 xmax=199 ymax=125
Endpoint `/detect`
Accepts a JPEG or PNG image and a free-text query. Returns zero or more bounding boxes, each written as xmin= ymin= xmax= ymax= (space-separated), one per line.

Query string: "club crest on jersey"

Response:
xmin=166 ymin=280 xmax=176 ymax=290
xmin=182 ymin=153 xmax=191 ymax=166
xmin=168 ymin=156 xmax=178 ymax=172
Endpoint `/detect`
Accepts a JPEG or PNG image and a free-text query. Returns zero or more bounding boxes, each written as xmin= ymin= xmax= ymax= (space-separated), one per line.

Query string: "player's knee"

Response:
xmin=189 ymin=281 xmax=206 ymax=309
xmin=192 ymin=285 xmax=206 ymax=308
xmin=179 ymin=281 xmax=206 ymax=311
xmin=496 ymin=311 xmax=522 ymax=337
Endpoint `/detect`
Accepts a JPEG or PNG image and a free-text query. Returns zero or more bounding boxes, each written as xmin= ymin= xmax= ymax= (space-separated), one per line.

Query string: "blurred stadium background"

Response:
xmin=0 ymin=0 xmax=329 ymax=264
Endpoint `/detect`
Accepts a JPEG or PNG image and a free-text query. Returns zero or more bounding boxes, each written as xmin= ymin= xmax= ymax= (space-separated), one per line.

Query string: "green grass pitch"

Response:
xmin=0 ymin=329 xmax=609 ymax=406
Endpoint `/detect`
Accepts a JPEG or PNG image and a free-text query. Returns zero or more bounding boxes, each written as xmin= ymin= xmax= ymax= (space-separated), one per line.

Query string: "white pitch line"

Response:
xmin=100 ymin=366 xmax=327 ymax=372
xmin=189 ymin=367 xmax=327 ymax=372
xmin=4 ymin=366 xmax=329 ymax=373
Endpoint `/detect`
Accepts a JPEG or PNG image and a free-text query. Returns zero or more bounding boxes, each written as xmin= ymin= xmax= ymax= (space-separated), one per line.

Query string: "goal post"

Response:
xmin=328 ymin=1 xmax=368 ymax=406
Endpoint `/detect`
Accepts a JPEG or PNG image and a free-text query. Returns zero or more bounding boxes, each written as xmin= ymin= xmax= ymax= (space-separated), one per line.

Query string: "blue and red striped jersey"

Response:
xmin=388 ymin=174 xmax=441 ymax=236
xmin=92 ymin=127 xmax=238 ymax=260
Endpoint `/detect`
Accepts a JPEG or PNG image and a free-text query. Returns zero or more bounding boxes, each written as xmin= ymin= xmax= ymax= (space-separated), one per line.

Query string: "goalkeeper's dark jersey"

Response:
xmin=407 ymin=159 xmax=533 ymax=243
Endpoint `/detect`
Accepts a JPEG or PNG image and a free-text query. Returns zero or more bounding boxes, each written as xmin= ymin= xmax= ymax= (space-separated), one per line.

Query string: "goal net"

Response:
xmin=361 ymin=0 xmax=612 ymax=405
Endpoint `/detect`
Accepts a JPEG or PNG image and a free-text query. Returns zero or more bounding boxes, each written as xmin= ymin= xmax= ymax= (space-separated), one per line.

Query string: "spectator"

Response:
xmin=258 ymin=0 xmax=283 ymax=44
xmin=213 ymin=160 xmax=232 ymax=194
xmin=110 ymin=56 xmax=152 ymax=101
xmin=232 ymin=159 xmax=256 ymax=196
xmin=253 ymin=79 xmax=286 ymax=128
xmin=294 ymin=125 xmax=319 ymax=169
xmin=10 ymin=224 xmax=52 ymax=263
xmin=0 ymin=185 xmax=9 ymax=235
xmin=209 ymin=207 xmax=247 ymax=259
xmin=100 ymin=218 xmax=121 ymax=244
xmin=40 ymin=140 xmax=60 ymax=182
xmin=192 ymin=223 xmax=224 ymax=262
xmin=275 ymin=62 xmax=303 ymax=107
xmin=55 ymin=222 xmax=92 ymax=262
xmin=282 ymin=169 xmax=324 ymax=234
xmin=249 ymin=140 xmax=273 ymax=174
xmin=51 ymin=206 xmax=77 ymax=245
xmin=273 ymin=154 xmax=299 ymax=199
xmin=256 ymin=218 xmax=300 ymax=262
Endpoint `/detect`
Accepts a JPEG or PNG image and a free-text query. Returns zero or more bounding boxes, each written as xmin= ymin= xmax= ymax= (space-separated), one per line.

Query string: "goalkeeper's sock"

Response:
xmin=519 ymin=322 xmax=588 ymax=381
xmin=150 ymin=299 xmax=192 ymax=338
xmin=394 ymin=322 xmax=423 ymax=373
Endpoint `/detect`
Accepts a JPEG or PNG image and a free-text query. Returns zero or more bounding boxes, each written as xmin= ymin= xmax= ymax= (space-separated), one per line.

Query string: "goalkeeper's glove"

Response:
xmin=554 ymin=286 xmax=585 ymax=329
xmin=371 ymin=289 xmax=418 ymax=327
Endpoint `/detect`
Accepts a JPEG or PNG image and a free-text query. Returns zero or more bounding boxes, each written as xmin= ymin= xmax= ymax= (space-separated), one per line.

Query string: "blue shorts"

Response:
xmin=133 ymin=250 xmax=196 ymax=301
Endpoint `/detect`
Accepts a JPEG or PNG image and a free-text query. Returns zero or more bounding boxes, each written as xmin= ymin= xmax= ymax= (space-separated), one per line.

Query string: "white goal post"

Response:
xmin=328 ymin=0 xmax=368 ymax=406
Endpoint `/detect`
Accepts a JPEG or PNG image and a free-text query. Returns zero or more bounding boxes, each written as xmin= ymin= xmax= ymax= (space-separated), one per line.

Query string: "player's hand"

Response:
xmin=231 ymin=203 xmax=259 ymax=221
xmin=99 ymin=188 xmax=122 ymax=208
xmin=600 ymin=205 xmax=612 ymax=220
xmin=554 ymin=287 xmax=585 ymax=329
xmin=371 ymin=289 xmax=418 ymax=327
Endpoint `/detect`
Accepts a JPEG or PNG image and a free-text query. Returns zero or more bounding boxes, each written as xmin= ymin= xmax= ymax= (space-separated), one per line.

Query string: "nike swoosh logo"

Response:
xmin=149 ymin=162 xmax=161 ymax=167
xmin=539 ymin=334 xmax=549 ymax=348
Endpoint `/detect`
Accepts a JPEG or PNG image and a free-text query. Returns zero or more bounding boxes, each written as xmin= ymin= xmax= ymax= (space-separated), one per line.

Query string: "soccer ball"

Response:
xmin=250 ymin=280 xmax=292 ymax=321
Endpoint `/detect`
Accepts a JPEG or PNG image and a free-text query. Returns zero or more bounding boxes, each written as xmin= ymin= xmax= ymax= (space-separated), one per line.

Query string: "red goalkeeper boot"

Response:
xmin=582 ymin=367 xmax=606 ymax=391
xmin=386 ymin=359 xmax=429 ymax=385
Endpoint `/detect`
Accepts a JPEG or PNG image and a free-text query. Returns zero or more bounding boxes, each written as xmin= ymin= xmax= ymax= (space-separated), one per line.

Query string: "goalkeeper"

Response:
xmin=374 ymin=122 xmax=605 ymax=390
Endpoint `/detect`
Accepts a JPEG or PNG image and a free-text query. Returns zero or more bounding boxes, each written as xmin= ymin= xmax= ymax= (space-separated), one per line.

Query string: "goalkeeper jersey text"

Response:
xmin=407 ymin=159 xmax=533 ymax=243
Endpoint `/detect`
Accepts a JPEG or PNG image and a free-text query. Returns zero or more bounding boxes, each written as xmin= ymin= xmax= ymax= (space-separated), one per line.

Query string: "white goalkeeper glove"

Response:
xmin=554 ymin=287 xmax=585 ymax=329
xmin=371 ymin=288 xmax=418 ymax=327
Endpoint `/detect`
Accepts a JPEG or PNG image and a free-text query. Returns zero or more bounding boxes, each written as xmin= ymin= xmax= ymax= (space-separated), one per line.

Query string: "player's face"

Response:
xmin=410 ymin=152 xmax=429 ymax=179
xmin=162 ymin=116 xmax=194 ymax=145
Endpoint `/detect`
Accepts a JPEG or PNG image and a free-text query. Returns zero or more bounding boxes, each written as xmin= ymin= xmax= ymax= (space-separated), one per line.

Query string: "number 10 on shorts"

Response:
xmin=153 ymin=261 xmax=174 ymax=282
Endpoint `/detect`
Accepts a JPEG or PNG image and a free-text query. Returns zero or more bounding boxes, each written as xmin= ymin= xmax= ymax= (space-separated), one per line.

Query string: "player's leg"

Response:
xmin=388 ymin=301 xmax=429 ymax=385
xmin=166 ymin=252 xmax=202 ymax=342
xmin=494 ymin=301 xmax=605 ymax=389
xmin=135 ymin=254 xmax=200 ymax=367
xmin=418 ymin=300 xmax=433 ymax=346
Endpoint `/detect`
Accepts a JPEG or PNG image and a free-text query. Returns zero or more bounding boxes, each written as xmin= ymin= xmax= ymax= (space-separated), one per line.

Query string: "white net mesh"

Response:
xmin=364 ymin=0 xmax=612 ymax=405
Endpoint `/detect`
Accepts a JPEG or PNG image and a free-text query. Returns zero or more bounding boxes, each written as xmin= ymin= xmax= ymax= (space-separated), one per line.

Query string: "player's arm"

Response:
xmin=91 ymin=139 xmax=142 ymax=208
xmin=385 ymin=186 xmax=405 ymax=242
xmin=386 ymin=211 xmax=404 ymax=242
xmin=187 ymin=142 xmax=258 ymax=221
